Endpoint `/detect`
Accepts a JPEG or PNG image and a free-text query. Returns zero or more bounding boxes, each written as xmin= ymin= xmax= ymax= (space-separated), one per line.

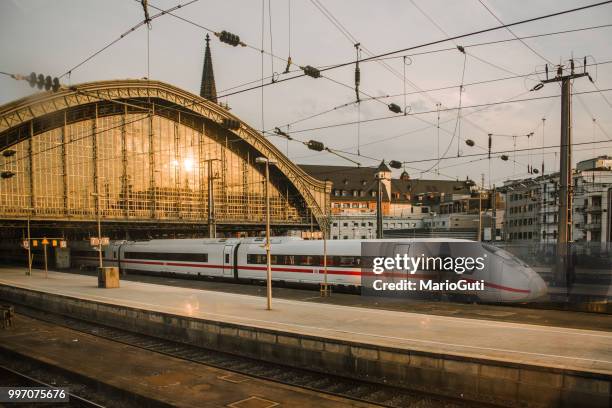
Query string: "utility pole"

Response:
xmin=255 ymin=157 xmax=276 ymax=310
xmin=538 ymin=59 xmax=590 ymax=285
xmin=376 ymin=175 xmax=383 ymax=239
xmin=204 ymin=159 xmax=220 ymax=238
xmin=26 ymin=207 xmax=33 ymax=276
xmin=492 ymin=185 xmax=497 ymax=241
xmin=478 ymin=191 xmax=482 ymax=242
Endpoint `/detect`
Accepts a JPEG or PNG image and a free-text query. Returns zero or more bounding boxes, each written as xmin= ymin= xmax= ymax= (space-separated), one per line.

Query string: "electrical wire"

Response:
xmin=280 ymin=88 xmax=612 ymax=135
xmin=218 ymin=22 xmax=612 ymax=96
xmin=263 ymin=59 xmax=612 ymax=134
xmin=59 ymin=0 xmax=199 ymax=78
xmin=477 ymin=0 xmax=553 ymax=65
xmin=217 ymin=1 xmax=612 ymax=99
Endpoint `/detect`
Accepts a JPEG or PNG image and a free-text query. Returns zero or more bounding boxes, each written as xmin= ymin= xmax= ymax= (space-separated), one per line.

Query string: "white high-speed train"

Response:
xmin=70 ymin=237 xmax=548 ymax=303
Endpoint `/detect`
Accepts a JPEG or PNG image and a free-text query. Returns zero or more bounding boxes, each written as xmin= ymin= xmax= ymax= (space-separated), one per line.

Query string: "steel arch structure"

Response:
xmin=0 ymin=79 xmax=330 ymax=231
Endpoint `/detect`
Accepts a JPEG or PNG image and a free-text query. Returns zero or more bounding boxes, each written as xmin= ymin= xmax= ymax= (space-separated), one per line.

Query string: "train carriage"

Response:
xmin=66 ymin=237 xmax=547 ymax=303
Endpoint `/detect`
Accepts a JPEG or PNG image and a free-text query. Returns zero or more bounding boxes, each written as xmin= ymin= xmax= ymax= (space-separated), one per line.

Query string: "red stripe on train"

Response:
xmin=76 ymin=257 xmax=531 ymax=294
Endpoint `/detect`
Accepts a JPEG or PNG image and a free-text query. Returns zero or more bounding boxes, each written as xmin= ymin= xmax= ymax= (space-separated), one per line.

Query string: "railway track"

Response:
xmin=0 ymin=364 xmax=106 ymax=408
xmin=14 ymin=305 xmax=490 ymax=408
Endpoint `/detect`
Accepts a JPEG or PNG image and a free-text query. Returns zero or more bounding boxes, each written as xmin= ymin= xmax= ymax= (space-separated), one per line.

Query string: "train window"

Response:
xmin=247 ymin=254 xmax=266 ymax=264
xmin=246 ymin=254 xmax=361 ymax=268
xmin=225 ymin=254 xmax=230 ymax=263
xmin=124 ymin=252 xmax=208 ymax=262
xmin=71 ymin=250 xmax=98 ymax=257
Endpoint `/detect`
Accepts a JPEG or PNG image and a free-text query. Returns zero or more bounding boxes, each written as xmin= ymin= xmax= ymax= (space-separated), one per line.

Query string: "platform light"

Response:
xmin=255 ymin=157 xmax=277 ymax=311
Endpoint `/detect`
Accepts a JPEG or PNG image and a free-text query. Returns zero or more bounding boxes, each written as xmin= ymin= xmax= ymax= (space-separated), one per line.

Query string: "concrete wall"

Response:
xmin=1 ymin=284 xmax=609 ymax=408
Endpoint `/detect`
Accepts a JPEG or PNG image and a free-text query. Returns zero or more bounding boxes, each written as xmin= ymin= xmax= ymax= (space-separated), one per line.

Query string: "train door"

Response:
xmin=222 ymin=245 xmax=233 ymax=277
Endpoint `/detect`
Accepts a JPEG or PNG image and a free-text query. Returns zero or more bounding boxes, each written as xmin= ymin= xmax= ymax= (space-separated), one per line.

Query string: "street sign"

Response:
xmin=484 ymin=228 xmax=492 ymax=241
xmin=90 ymin=237 xmax=110 ymax=247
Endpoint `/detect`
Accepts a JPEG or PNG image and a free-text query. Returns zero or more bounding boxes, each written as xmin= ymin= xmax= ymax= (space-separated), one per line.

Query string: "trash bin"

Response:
xmin=98 ymin=267 xmax=120 ymax=288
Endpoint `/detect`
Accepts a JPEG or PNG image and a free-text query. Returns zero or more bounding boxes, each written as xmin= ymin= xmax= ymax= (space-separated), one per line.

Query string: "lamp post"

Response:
xmin=91 ymin=192 xmax=103 ymax=269
xmin=26 ymin=207 xmax=33 ymax=276
xmin=255 ymin=157 xmax=276 ymax=310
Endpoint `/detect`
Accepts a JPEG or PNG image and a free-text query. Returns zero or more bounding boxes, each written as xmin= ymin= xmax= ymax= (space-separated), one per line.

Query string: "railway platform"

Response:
xmin=1 ymin=267 xmax=610 ymax=407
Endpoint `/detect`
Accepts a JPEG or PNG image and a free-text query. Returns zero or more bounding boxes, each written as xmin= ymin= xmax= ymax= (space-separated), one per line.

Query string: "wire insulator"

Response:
xmin=388 ymin=103 xmax=402 ymax=114
xmin=388 ymin=160 xmax=402 ymax=169
xmin=302 ymin=65 xmax=321 ymax=78
xmin=306 ymin=140 xmax=325 ymax=151
xmin=216 ymin=30 xmax=243 ymax=47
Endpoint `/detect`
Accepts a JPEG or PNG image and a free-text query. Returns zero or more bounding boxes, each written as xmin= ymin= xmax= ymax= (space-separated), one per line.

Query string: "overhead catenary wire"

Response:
xmin=278 ymin=88 xmax=612 ymax=136
xmin=59 ymin=0 xmax=199 ymax=78
xmin=216 ymin=1 xmax=612 ymax=99
xmin=263 ymin=59 xmax=612 ymax=134
xmin=423 ymin=52 xmax=467 ymax=174
xmin=477 ymin=0 xmax=554 ymax=65
xmin=217 ymin=22 xmax=612 ymax=96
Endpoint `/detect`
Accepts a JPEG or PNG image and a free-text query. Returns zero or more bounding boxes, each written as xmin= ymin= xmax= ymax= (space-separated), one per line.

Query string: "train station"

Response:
xmin=1 ymin=1 xmax=611 ymax=407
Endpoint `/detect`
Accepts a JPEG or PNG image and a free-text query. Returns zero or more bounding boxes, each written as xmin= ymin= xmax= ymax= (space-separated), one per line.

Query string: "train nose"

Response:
xmin=528 ymin=272 xmax=548 ymax=300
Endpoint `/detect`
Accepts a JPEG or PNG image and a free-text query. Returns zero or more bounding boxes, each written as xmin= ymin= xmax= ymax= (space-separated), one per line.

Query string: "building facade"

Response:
xmin=299 ymin=163 xmax=472 ymax=239
xmin=501 ymin=155 xmax=612 ymax=244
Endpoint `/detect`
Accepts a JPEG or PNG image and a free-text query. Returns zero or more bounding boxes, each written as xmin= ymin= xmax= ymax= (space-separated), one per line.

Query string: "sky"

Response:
xmin=1 ymin=0 xmax=612 ymax=186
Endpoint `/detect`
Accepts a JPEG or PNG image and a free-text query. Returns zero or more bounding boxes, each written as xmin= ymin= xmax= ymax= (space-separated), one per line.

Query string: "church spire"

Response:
xmin=200 ymin=34 xmax=217 ymax=103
